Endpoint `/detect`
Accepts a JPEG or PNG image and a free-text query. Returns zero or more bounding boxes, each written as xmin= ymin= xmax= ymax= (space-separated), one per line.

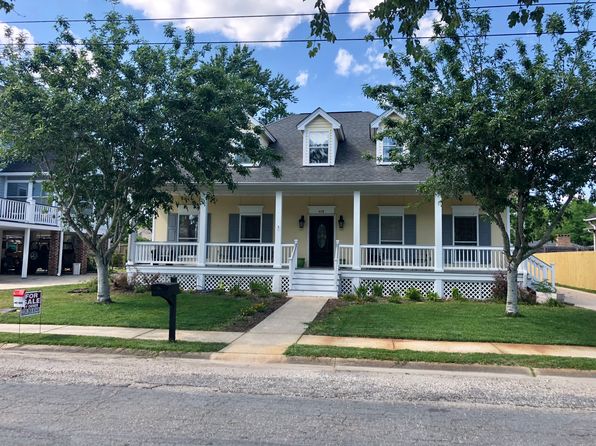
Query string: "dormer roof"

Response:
xmin=370 ymin=108 xmax=403 ymax=137
xmin=249 ymin=116 xmax=277 ymax=144
xmin=296 ymin=107 xmax=345 ymax=141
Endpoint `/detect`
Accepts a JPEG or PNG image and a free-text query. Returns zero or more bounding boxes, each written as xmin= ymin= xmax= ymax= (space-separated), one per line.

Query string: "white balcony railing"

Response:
xmin=0 ymin=197 xmax=60 ymax=227
xmin=361 ymin=245 xmax=435 ymax=270
xmin=135 ymin=242 xmax=198 ymax=265
xmin=443 ymin=246 xmax=508 ymax=271
xmin=522 ymin=255 xmax=556 ymax=287
xmin=338 ymin=244 xmax=354 ymax=268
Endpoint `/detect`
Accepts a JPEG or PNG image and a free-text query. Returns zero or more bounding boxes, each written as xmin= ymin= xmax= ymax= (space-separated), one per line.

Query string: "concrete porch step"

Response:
xmin=287 ymin=289 xmax=338 ymax=298
xmin=290 ymin=284 xmax=337 ymax=292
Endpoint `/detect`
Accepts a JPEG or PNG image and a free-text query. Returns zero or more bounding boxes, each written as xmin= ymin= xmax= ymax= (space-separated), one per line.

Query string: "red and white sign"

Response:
xmin=13 ymin=289 xmax=26 ymax=308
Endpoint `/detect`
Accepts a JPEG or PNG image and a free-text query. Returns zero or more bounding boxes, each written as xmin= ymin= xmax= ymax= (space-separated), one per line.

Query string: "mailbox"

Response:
xmin=151 ymin=278 xmax=180 ymax=342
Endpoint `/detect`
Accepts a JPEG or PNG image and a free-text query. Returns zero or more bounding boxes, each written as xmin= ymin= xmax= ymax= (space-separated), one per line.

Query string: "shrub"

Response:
xmin=545 ymin=297 xmax=564 ymax=307
xmin=111 ymin=273 xmax=133 ymax=291
xmin=134 ymin=285 xmax=149 ymax=293
xmin=371 ymin=283 xmax=384 ymax=298
xmin=535 ymin=280 xmax=556 ymax=293
xmin=81 ymin=277 xmax=98 ymax=293
xmin=240 ymin=302 xmax=268 ymax=317
xmin=249 ymin=281 xmax=271 ymax=298
xmin=211 ymin=282 xmax=227 ymax=295
xmin=404 ymin=288 xmax=423 ymax=302
xmin=355 ymin=285 xmax=369 ymax=303
xmin=451 ymin=288 xmax=466 ymax=301
xmin=425 ymin=291 xmax=441 ymax=302
xmin=388 ymin=291 xmax=402 ymax=304
xmin=111 ymin=253 xmax=126 ymax=268
xmin=229 ymin=284 xmax=248 ymax=297
xmin=491 ymin=271 xmax=507 ymax=302
xmin=341 ymin=294 xmax=357 ymax=302
xmin=519 ymin=287 xmax=537 ymax=305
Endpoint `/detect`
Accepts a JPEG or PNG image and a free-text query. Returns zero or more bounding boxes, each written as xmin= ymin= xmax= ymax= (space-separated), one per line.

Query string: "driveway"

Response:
xmin=0 ymin=274 xmax=93 ymax=290
xmin=559 ymin=286 xmax=596 ymax=311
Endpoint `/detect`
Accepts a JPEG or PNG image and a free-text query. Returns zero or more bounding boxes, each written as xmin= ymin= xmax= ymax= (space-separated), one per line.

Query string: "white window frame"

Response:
xmin=304 ymin=129 xmax=333 ymax=166
xmin=452 ymin=206 xmax=479 ymax=246
xmin=376 ymin=136 xmax=401 ymax=165
xmin=378 ymin=206 xmax=405 ymax=245
xmin=177 ymin=214 xmax=199 ymax=242
xmin=238 ymin=205 xmax=263 ymax=243
xmin=5 ymin=180 xmax=30 ymax=201
xmin=31 ymin=180 xmax=51 ymax=205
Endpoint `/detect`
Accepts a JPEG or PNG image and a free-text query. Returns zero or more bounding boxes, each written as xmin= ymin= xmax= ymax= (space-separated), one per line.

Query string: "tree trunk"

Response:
xmin=96 ymin=255 xmax=112 ymax=304
xmin=505 ymin=262 xmax=520 ymax=316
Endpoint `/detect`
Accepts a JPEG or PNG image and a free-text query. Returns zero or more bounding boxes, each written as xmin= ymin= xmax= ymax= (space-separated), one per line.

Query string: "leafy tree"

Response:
xmin=556 ymin=200 xmax=596 ymax=246
xmin=364 ymin=4 xmax=595 ymax=315
xmin=0 ymin=12 xmax=296 ymax=303
xmin=308 ymin=0 xmax=542 ymax=57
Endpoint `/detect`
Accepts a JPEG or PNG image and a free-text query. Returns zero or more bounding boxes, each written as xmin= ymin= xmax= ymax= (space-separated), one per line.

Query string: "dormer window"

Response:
xmin=309 ymin=131 xmax=330 ymax=164
xmin=234 ymin=153 xmax=258 ymax=167
xmin=382 ymin=137 xmax=399 ymax=163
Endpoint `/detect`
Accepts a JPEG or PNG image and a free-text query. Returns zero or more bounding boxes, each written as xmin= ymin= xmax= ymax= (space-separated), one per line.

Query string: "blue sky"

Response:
xmin=1 ymin=1 xmax=587 ymax=115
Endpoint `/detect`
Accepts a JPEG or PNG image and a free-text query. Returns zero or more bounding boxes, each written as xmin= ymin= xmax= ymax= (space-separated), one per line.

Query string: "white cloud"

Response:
xmin=122 ymin=0 xmax=344 ymax=46
xmin=335 ymin=47 xmax=388 ymax=76
xmin=335 ymin=48 xmax=354 ymax=76
xmin=416 ymin=11 xmax=442 ymax=46
xmin=348 ymin=0 xmax=381 ymax=31
xmin=0 ymin=22 xmax=34 ymax=45
xmin=295 ymin=70 xmax=309 ymax=87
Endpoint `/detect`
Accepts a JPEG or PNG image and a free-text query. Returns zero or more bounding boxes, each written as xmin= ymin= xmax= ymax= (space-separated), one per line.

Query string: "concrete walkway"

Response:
xmin=0 ymin=323 xmax=240 ymax=344
xmin=211 ymin=297 xmax=328 ymax=362
xmin=0 ymin=274 xmax=94 ymax=290
xmin=558 ymin=286 xmax=596 ymax=311
xmin=297 ymin=335 xmax=596 ymax=359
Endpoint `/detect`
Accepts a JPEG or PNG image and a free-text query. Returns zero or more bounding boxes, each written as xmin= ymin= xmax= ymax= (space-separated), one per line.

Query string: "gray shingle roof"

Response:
xmin=1 ymin=161 xmax=36 ymax=173
xmin=235 ymin=111 xmax=430 ymax=185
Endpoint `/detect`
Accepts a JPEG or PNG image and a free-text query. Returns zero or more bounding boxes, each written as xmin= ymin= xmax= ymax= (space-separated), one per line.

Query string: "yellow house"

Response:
xmin=127 ymin=108 xmax=552 ymax=298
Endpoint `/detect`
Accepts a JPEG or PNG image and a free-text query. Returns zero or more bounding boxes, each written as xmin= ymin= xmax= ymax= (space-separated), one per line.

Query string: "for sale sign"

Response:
xmin=19 ymin=290 xmax=42 ymax=317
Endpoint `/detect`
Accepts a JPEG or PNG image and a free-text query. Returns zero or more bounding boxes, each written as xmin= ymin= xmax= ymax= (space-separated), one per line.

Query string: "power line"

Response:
xmin=0 ymin=30 xmax=591 ymax=47
xmin=2 ymin=1 xmax=592 ymax=25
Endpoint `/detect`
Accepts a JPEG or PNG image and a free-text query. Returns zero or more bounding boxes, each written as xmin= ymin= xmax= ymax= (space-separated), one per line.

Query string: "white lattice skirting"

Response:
xmin=133 ymin=272 xmax=198 ymax=291
xmin=204 ymin=275 xmax=273 ymax=291
xmin=132 ymin=272 xmax=279 ymax=292
xmin=340 ymin=277 xmax=494 ymax=300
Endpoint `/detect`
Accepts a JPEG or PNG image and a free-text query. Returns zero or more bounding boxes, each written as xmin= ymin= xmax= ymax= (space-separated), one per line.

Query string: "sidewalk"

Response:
xmin=297 ymin=335 xmax=596 ymax=359
xmin=558 ymin=286 xmax=596 ymax=311
xmin=0 ymin=323 xmax=240 ymax=344
xmin=0 ymin=274 xmax=94 ymax=290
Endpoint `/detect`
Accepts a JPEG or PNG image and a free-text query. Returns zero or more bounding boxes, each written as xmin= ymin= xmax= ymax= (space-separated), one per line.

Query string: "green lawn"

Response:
xmin=0 ymin=285 xmax=253 ymax=331
xmin=286 ymin=345 xmax=596 ymax=370
xmin=0 ymin=332 xmax=226 ymax=353
xmin=306 ymin=301 xmax=596 ymax=346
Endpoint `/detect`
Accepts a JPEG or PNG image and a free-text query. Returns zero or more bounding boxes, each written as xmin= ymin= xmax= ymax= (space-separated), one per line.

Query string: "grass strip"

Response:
xmin=286 ymin=344 xmax=596 ymax=370
xmin=0 ymin=332 xmax=226 ymax=353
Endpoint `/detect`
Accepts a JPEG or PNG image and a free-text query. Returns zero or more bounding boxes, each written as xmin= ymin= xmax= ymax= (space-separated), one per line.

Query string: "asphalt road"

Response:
xmin=0 ymin=348 xmax=595 ymax=445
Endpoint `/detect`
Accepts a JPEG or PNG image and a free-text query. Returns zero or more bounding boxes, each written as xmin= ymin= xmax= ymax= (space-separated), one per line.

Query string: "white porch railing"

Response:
xmin=33 ymin=203 xmax=60 ymax=225
xmin=0 ymin=197 xmax=60 ymax=227
xmin=522 ymin=255 xmax=556 ymax=288
xmin=0 ymin=198 xmax=27 ymax=223
xmin=206 ymin=243 xmax=274 ymax=266
xmin=443 ymin=246 xmax=508 ymax=271
xmin=135 ymin=242 xmax=198 ymax=264
xmin=333 ymin=240 xmax=341 ymax=291
xmin=338 ymin=244 xmax=354 ymax=268
xmin=360 ymin=245 xmax=435 ymax=269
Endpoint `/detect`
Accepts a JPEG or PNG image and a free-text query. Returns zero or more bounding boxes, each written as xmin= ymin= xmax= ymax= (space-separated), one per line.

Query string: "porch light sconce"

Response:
xmin=298 ymin=215 xmax=305 ymax=229
xmin=338 ymin=215 xmax=345 ymax=229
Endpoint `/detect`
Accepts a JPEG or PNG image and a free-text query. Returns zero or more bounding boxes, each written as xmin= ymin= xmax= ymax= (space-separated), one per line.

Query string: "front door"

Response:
xmin=309 ymin=216 xmax=334 ymax=267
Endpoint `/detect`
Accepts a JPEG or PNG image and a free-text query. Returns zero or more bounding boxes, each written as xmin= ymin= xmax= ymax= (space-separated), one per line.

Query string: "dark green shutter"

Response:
xmin=367 ymin=214 xmax=379 ymax=244
xmin=479 ymin=214 xmax=491 ymax=246
xmin=167 ymin=213 xmax=178 ymax=241
xmin=207 ymin=213 xmax=212 ymax=243
xmin=404 ymin=215 xmax=416 ymax=245
xmin=228 ymin=214 xmax=240 ymax=242
xmin=261 ymin=214 xmax=274 ymax=243
xmin=442 ymin=214 xmax=453 ymax=245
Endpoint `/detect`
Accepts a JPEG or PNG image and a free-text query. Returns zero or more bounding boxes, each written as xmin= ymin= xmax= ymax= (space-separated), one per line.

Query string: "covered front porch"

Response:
xmin=126 ymin=188 xmax=554 ymax=297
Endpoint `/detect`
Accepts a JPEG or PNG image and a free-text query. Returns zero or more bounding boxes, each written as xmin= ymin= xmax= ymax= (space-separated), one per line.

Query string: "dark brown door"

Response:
xmin=309 ymin=216 xmax=334 ymax=267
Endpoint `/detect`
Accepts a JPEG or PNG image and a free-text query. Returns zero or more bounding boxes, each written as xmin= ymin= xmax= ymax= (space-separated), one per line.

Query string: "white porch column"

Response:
xmin=272 ymin=191 xmax=283 ymax=292
xmin=273 ymin=191 xmax=283 ymax=268
xmin=21 ymin=228 xmax=31 ymax=279
xmin=352 ymin=191 xmax=361 ymax=270
xmin=57 ymin=231 xmax=64 ymax=276
xmin=126 ymin=232 xmax=137 ymax=266
xmin=434 ymin=194 xmax=443 ymax=272
xmin=197 ymin=194 xmax=208 ymax=267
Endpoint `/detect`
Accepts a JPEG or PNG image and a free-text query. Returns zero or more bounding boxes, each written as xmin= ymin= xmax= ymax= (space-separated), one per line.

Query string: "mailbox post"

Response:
xmin=150 ymin=278 xmax=180 ymax=342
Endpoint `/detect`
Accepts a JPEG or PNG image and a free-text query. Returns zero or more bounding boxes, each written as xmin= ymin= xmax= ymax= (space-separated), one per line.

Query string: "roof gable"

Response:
xmin=296 ymin=107 xmax=345 ymax=141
